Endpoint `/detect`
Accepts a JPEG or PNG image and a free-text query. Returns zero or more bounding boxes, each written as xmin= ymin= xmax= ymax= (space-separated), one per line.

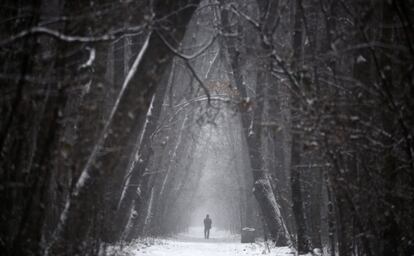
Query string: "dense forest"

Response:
xmin=1 ymin=0 xmax=413 ymax=255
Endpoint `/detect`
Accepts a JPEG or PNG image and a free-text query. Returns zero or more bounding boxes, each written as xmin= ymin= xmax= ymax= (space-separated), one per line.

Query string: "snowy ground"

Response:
xmin=108 ymin=226 xmax=293 ymax=256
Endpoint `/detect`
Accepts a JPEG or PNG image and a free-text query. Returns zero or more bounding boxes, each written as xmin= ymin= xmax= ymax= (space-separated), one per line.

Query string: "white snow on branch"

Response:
xmin=356 ymin=54 xmax=367 ymax=63
xmin=0 ymin=25 xmax=145 ymax=46
xmin=74 ymin=31 xmax=152 ymax=194
xmin=118 ymin=94 xmax=155 ymax=209
xmin=158 ymin=114 xmax=188 ymax=197
xmin=45 ymin=32 xmax=152 ymax=255
xmin=80 ymin=47 xmax=96 ymax=68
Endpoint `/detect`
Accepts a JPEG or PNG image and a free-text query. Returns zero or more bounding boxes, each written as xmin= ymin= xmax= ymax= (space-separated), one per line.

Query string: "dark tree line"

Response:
xmin=0 ymin=0 xmax=201 ymax=255
xmin=1 ymin=0 xmax=413 ymax=256
xmin=226 ymin=0 xmax=414 ymax=255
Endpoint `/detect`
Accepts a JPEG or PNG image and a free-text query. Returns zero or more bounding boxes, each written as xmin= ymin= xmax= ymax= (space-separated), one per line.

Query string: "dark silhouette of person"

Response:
xmin=203 ymin=214 xmax=212 ymax=239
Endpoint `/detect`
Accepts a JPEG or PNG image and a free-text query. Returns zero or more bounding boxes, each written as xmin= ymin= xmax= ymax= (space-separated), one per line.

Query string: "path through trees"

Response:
xmin=1 ymin=0 xmax=413 ymax=256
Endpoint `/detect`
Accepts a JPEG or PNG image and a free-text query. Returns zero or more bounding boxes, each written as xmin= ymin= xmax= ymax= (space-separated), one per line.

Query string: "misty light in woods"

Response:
xmin=0 ymin=0 xmax=413 ymax=256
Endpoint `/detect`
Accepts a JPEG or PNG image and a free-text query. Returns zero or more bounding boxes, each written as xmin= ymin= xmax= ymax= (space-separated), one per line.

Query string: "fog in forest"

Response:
xmin=188 ymin=118 xmax=250 ymax=230
xmin=1 ymin=0 xmax=414 ymax=256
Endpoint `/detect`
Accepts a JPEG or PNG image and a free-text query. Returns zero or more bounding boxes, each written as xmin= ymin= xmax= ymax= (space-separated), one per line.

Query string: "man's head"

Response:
xmin=206 ymin=214 xmax=209 ymax=218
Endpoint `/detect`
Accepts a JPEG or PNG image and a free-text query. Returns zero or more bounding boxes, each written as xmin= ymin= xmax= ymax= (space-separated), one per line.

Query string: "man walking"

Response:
xmin=203 ymin=214 xmax=212 ymax=239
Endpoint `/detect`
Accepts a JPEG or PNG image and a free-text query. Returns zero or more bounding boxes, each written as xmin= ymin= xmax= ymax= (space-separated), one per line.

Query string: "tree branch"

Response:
xmin=156 ymin=30 xmax=214 ymax=104
xmin=0 ymin=25 xmax=145 ymax=47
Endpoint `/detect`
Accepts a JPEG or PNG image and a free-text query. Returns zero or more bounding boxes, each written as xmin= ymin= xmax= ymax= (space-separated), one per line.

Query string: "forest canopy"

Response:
xmin=0 ymin=0 xmax=413 ymax=255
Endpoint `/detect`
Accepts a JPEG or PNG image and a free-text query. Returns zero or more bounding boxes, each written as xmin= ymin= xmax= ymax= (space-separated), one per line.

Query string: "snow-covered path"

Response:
xmin=117 ymin=227 xmax=293 ymax=256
